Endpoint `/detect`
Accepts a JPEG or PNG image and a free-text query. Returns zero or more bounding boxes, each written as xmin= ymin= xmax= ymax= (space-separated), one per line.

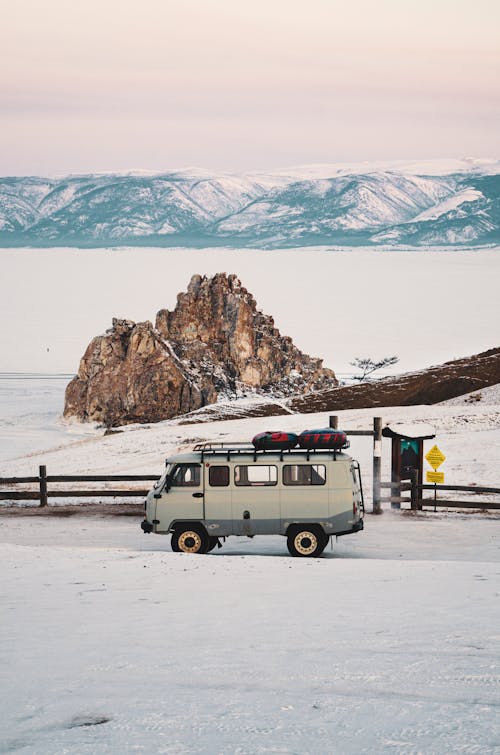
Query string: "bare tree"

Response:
xmin=350 ymin=355 xmax=399 ymax=382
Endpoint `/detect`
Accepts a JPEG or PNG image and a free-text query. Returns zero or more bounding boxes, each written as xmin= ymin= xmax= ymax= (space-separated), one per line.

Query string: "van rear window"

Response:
xmin=283 ymin=464 xmax=326 ymax=486
xmin=234 ymin=465 xmax=277 ymax=486
xmin=209 ymin=466 xmax=230 ymax=487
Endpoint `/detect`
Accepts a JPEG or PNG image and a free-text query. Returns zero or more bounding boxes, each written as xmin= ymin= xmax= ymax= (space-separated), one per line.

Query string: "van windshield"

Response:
xmin=154 ymin=464 xmax=172 ymax=490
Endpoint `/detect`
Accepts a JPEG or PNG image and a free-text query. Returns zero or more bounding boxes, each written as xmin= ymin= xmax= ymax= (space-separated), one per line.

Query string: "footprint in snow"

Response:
xmin=67 ymin=714 xmax=112 ymax=728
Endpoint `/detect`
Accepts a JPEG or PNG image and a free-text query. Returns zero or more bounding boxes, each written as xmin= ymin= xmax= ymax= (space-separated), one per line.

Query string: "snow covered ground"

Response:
xmin=0 ymin=386 xmax=500 ymax=755
xmin=1 ymin=241 xmax=499 ymax=751
xmin=1 ymin=399 xmax=499 ymax=511
xmin=1 ymin=386 xmax=498 ymax=752
xmin=1 ymin=511 xmax=499 ymax=754
xmin=1 ymin=393 xmax=497 ymax=752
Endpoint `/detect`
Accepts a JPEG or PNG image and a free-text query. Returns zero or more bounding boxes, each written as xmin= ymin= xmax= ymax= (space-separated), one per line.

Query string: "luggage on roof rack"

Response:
xmin=252 ymin=431 xmax=299 ymax=451
xmin=298 ymin=428 xmax=349 ymax=450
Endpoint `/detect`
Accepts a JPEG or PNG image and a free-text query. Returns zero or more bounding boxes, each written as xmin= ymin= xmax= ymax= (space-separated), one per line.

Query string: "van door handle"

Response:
xmin=192 ymin=492 xmax=204 ymax=498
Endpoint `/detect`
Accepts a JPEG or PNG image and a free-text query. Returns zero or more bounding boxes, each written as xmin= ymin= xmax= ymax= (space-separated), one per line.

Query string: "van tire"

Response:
xmin=287 ymin=526 xmax=326 ymax=558
xmin=172 ymin=525 xmax=209 ymax=554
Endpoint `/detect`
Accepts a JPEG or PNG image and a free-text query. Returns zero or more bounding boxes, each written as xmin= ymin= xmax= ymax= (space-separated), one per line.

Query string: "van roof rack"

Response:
xmin=193 ymin=441 xmax=253 ymax=451
xmin=192 ymin=441 xmax=349 ymax=462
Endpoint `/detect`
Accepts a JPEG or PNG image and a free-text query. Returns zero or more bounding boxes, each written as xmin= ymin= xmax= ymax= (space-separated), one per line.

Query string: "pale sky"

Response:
xmin=1 ymin=0 xmax=499 ymax=174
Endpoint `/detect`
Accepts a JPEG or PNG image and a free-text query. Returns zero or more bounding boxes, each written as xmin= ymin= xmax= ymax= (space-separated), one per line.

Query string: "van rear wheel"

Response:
xmin=172 ymin=526 xmax=209 ymax=554
xmin=287 ymin=526 xmax=326 ymax=558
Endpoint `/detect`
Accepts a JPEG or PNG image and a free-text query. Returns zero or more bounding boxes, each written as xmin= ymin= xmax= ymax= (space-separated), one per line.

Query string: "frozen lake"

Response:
xmin=0 ymin=374 xmax=95 ymax=463
xmin=1 ymin=247 xmax=499 ymax=375
xmin=1 ymin=247 xmax=499 ymax=463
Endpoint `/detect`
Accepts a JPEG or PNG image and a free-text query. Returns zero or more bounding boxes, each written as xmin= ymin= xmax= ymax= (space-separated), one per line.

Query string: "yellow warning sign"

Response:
xmin=426 ymin=470 xmax=445 ymax=484
xmin=425 ymin=444 xmax=446 ymax=470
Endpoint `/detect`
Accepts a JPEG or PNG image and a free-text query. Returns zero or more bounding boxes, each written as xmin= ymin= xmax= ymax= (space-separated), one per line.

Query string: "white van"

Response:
xmin=141 ymin=442 xmax=364 ymax=556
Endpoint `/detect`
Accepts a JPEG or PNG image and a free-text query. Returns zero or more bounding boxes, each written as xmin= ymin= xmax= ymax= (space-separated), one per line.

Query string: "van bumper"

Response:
xmin=141 ymin=520 xmax=153 ymax=533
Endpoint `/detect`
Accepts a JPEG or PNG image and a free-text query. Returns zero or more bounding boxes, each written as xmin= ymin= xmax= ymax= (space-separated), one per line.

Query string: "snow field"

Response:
xmin=0 ymin=514 xmax=499 ymax=754
xmin=2 ymin=403 xmax=499 ymax=514
xmin=0 ymin=392 xmax=498 ymax=752
xmin=1 ymin=239 xmax=499 ymax=751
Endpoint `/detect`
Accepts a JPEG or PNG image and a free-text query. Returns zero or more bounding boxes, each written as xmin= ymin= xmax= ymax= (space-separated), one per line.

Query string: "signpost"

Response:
xmin=426 ymin=470 xmax=445 ymax=484
xmin=425 ymin=445 xmax=446 ymax=471
xmin=425 ymin=444 xmax=446 ymax=509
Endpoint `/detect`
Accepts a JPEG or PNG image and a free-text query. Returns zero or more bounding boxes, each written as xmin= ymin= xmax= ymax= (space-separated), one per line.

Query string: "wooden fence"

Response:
xmin=329 ymin=415 xmax=500 ymax=514
xmin=0 ymin=465 xmax=160 ymax=506
xmin=380 ymin=480 xmax=412 ymax=507
xmin=1 ymin=464 xmax=498 ymax=514
xmin=403 ymin=471 xmax=500 ymax=511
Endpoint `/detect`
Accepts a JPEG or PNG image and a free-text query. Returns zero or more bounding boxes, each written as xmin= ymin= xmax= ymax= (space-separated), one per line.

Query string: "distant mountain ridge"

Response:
xmin=1 ymin=160 xmax=499 ymax=248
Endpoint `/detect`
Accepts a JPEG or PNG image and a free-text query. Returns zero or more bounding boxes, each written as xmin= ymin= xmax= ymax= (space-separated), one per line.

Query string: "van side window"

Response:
xmin=283 ymin=464 xmax=326 ymax=486
xmin=170 ymin=464 xmax=200 ymax=487
xmin=209 ymin=466 xmax=229 ymax=487
xmin=234 ymin=465 xmax=277 ymax=486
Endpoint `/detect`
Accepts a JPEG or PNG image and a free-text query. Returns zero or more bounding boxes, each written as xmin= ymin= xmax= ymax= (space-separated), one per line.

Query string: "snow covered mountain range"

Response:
xmin=1 ymin=159 xmax=499 ymax=248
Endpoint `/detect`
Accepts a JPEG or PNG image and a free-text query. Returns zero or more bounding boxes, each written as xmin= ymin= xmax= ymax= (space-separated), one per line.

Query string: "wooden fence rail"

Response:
xmin=409 ymin=471 xmax=500 ymax=511
xmin=2 ymin=465 xmax=499 ymax=513
xmin=379 ymin=481 xmax=412 ymax=505
xmin=0 ymin=465 xmax=160 ymax=506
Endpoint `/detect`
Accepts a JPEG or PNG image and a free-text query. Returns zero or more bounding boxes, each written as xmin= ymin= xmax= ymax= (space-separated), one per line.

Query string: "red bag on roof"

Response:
xmin=298 ymin=428 xmax=348 ymax=449
xmin=252 ymin=431 xmax=298 ymax=450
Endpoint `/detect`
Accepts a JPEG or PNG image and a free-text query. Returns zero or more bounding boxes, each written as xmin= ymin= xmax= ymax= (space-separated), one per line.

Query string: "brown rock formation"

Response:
xmin=289 ymin=346 xmax=500 ymax=413
xmin=171 ymin=347 xmax=500 ymax=424
xmin=64 ymin=273 xmax=336 ymax=426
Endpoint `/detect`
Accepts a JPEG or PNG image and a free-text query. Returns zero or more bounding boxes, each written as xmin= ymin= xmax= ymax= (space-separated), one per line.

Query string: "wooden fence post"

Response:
xmin=410 ymin=469 xmax=419 ymax=511
xmin=372 ymin=417 xmax=382 ymax=514
xmin=329 ymin=415 xmax=339 ymax=430
xmin=39 ymin=465 xmax=48 ymax=507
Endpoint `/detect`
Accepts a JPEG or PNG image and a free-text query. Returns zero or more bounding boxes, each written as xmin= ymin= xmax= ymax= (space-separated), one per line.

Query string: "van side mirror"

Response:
xmin=154 ymin=492 xmax=161 ymax=499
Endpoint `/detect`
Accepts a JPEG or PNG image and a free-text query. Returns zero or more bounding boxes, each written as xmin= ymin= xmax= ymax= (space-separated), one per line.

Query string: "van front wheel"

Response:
xmin=287 ymin=527 xmax=325 ymax=558
xmin=172 ymin=526 xmax=209 ymax=554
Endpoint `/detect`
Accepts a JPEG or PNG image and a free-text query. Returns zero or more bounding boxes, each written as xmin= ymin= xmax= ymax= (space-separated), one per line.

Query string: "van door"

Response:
xmin=232 ymin=463 xmax=280 ymax=535
xmin=164 ymin=463 xmax=204 ymax=522
xmin=329 ymin=461 xmax=354 ymax=531
xmin=203 ymin=462 xmax=232 ymax=536
xmin=281 ymin=463 xmax=329 ymax=525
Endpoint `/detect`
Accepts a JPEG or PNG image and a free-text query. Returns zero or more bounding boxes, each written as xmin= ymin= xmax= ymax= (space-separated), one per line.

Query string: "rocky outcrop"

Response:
xmin=64 ymin=273 xmax=336 ymax=426
xmin=289 ymin=347 xmax=500 ymax=413
xmin=171 ymin=347 xmax=500 ymax=424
